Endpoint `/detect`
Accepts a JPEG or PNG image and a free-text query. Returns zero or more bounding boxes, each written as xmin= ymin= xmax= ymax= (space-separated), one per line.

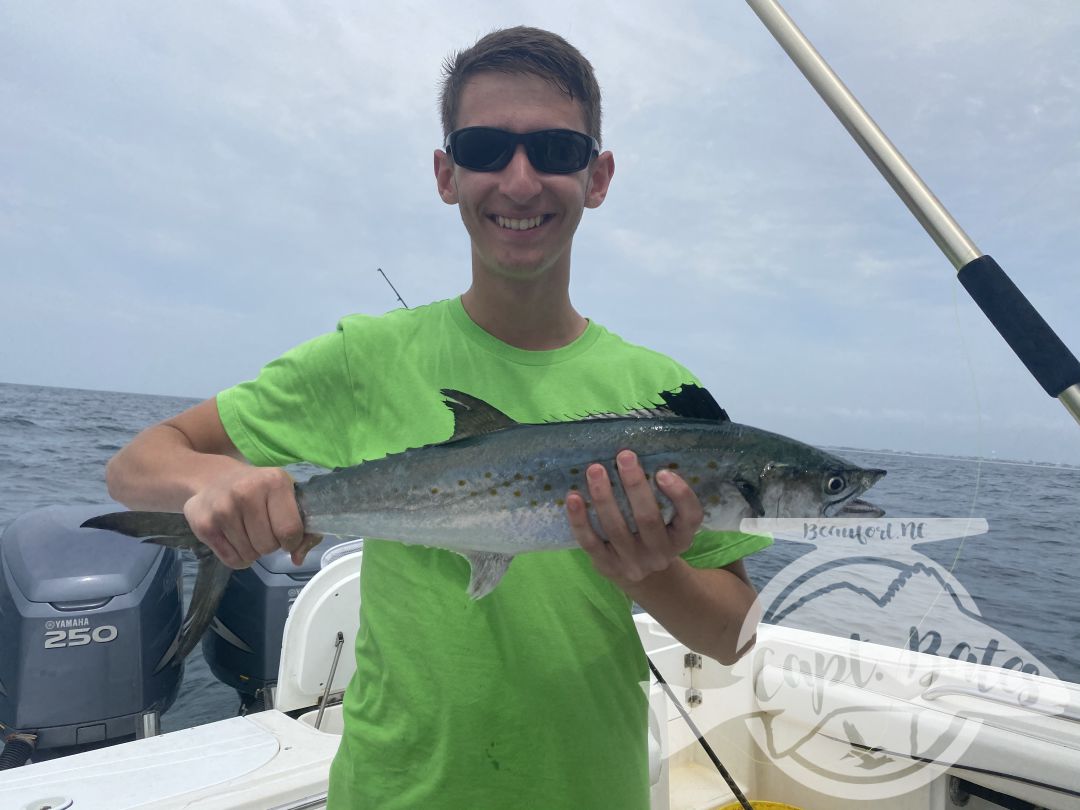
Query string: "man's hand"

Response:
xmin=183 ymin=466 xmax=316 ymax=568
xmin=566 ymin=449 xmax=759 ymax=664
xmin=565 ymin=449 xmax=704 ymax=590
xmin=105 ymin=399 xmax=321 ymax=569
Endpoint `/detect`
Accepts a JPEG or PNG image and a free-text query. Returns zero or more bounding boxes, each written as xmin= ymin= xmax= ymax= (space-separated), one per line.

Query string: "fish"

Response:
xmin=82 ymin=384 xmax=885 ymax=670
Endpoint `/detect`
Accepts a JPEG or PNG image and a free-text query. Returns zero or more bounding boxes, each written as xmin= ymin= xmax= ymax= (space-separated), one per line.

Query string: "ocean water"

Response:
xmin=1 ymin=381 xmax=1077 ymax=735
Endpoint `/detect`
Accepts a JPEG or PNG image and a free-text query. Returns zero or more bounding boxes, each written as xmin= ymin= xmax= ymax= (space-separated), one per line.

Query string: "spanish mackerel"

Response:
xmin=83 ymin=385 xmax=885 ymax=670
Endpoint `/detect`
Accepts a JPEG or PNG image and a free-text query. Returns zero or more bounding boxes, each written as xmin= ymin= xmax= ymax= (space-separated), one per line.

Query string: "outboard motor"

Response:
xmin=202 ymin=536 xmax=354 ymax=713
xmin=0 ymin=505 xmax=183 ymax=764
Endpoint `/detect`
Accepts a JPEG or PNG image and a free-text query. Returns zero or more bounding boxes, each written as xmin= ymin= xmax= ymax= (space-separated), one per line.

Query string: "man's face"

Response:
xmin=434 ymin=72 xmax=613 ymax=282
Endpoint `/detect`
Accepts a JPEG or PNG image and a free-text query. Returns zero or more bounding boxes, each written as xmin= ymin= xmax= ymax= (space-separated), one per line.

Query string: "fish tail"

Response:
xmin=154 ymin=554 xmax=233 ymax=673
xmin=82 ymin=511 xmax=232 ymax=671
xmin=82 ymin=511 xmax=205 ymax=555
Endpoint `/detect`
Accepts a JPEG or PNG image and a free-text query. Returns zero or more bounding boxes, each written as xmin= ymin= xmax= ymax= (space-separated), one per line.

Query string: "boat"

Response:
xmin=1 ymin=505 xmax=1077 ymax=810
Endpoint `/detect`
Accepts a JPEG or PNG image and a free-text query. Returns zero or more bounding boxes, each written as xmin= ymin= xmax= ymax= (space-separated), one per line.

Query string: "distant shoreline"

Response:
xmin=0 ymin=379 xmax=202 ymax=403
xmin=830 ymin=445 xmax=1080 ymax=472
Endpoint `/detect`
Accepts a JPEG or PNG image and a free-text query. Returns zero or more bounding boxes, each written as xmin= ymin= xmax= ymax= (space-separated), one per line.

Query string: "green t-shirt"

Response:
xmin=217 ymin=297 xmax=770 ymax=810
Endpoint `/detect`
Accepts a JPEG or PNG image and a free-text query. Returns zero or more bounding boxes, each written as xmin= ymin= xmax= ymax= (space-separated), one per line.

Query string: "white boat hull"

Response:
xmin=3 ymin=551 xmax=1077 ymax=810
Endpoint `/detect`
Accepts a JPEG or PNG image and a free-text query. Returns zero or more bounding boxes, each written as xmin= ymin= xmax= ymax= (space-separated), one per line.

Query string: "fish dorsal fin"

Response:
xmin=658 ymin=384 xmax=729 ymax=422
xmin=579 ymin=406 xmax=674 ymax=420
xmin=438 ymin=385 xmax=726 ymax=439
xmin=547 ymin=384 xmax=730 ymax=424
xmin=441 ymin=389 xmax=519 ymax=441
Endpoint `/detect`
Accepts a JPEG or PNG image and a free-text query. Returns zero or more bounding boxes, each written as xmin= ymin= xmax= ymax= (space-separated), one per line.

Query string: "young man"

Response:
xmin=106 ymin=27 xmax=768 ymax=809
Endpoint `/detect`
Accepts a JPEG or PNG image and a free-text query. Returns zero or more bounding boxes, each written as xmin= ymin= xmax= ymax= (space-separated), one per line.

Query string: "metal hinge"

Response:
xmin=685 ymin=688 xmax=703 ymax=708
xmin=319 ymin=692 xmax=345 ymax=710
xmin=684 ymin=652 xmax=702 ymax=669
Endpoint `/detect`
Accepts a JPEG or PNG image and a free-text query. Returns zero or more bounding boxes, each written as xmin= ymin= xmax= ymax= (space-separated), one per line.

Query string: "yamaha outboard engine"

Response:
xmin=0 ymin=505 xmax=183 ymax=764
xmin=202 ymin=536 xmax=352 ymax=713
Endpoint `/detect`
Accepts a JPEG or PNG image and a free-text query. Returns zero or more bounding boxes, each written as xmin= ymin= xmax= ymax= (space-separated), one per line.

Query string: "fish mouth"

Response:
xmin=830 ymin=497 xmax=885 ymax=518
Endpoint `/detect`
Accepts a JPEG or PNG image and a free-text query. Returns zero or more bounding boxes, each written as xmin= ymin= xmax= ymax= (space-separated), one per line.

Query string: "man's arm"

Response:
xmin=566 ymin=450 xmax=761 ymax=665
xmin=107 ymin=398 xmax=310 ymax=568
xmin=620 ymin=558 xmax=760 ymax=666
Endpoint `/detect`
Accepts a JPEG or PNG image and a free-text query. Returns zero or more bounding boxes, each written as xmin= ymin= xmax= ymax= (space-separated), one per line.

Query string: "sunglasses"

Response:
xmin=444 ymin=127 xmax=600 ymax=174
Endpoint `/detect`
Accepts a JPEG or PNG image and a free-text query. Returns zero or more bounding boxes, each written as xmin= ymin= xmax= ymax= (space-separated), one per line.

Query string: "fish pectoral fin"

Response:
xmin=734 ymin=478 xmax=766 ymax=518
xmin=462 ymin=551 xmax=514 ymax=599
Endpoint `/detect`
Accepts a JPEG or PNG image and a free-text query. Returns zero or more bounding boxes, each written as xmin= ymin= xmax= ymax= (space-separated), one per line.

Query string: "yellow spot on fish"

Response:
xmin=707 ymin=461 xmax=718 ymax=470
xmin=484 ymin=472 xmax=493 ymax=479
xmin=530 ymin=500 xmax=538 ymax=507
xmin=458 ymin=480 xmax=466 ymax=487
xmin=555 ymin=498 xmax=565 ymax=507
xmin=514 ymin=473 xmax=523 ymax=480
xmin=527 ymin=475 xmax=535 ymax=481
xmin=489 ymin=489 xmax=498 ymax=496
xmin=513 ymin=490 xmax=521 ymax=497
xmin=569 ymin=484 xmax=579 ymax=491
xmin=690 ymin=476 xmax=700 ymax=485
xmin=709 ymin=495 xmax=721 ymax=505
xmin=543 ymin=484 xmax=552 ymax=491
xmin=431 ymin=488 xmax=439 ymax=494
xmin=667 ymin=462 xmax=679 ymax=470
xmin=570 ymin=467 xmax=580 ymax=475
xmin=469 ymin=492 xmax=479 ymax=497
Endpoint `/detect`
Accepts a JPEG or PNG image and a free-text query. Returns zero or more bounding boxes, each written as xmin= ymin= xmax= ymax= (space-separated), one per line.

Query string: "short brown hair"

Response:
xmin=439 ymin=26 xmax=602 ymax=145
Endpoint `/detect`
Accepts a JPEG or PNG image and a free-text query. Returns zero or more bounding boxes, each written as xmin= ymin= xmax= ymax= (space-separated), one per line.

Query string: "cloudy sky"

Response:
xmin=3 ymin=1 xmax=1079 ymax=464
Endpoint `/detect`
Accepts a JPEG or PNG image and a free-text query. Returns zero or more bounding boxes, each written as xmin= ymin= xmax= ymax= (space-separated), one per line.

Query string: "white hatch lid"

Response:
xmin=0 ymin=717 xmax=278 ymax=810
xmin=274 ymin=549 xmax=363 ymax=713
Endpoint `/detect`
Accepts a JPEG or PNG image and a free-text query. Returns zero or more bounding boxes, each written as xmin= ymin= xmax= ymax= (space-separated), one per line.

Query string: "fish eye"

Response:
xmin=825 ymin=475 xmax=846 ymax=494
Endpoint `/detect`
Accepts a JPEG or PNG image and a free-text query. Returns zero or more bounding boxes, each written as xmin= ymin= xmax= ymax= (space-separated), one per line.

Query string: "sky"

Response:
xmin=2 ymin=1 xmax=1079 ymax=465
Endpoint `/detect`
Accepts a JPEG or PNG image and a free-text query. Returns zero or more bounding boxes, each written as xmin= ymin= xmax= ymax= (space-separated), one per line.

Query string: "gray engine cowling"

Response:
xmin=0 ymin=505 xmax=184 ymax=759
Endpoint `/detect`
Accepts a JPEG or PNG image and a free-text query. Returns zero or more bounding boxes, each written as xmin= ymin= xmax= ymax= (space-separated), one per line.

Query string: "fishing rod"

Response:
xmin=376 ymin=269 xmax=754 ymax=806
xmin=648 ymin=659 xmax=754 ymax=809
xmin=377 ymin=267 xmax=409 ymax=310
xmin=746 ymin=0 xmax=1080 ymax=429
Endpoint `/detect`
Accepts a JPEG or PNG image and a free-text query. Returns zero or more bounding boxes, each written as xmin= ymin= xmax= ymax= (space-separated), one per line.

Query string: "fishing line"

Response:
xmin=908 ymin=281 xmax=987 ymax=635
xmin=899 ymin=278 xmax=989 ymax=641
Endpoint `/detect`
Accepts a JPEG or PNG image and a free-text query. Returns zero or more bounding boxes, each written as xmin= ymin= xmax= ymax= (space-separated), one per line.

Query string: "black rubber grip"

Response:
xmin=957 ymin=254 xmax=1080 ymax=397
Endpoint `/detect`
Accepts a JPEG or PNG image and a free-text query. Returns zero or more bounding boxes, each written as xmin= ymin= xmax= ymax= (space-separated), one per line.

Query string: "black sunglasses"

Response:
xmin=444 ymin=127 xmax=600 ymax=174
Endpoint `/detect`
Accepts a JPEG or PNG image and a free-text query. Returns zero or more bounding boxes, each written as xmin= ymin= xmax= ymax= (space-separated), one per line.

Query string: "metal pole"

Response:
xmin=315 ymin=631 xmax=345 ymax=730
xmin=746 ymin=0 xmax=1080 ymax=427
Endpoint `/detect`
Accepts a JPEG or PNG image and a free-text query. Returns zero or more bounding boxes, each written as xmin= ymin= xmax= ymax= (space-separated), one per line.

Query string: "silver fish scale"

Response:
xmin=295 ymin=417 xmax=842 ymax=555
